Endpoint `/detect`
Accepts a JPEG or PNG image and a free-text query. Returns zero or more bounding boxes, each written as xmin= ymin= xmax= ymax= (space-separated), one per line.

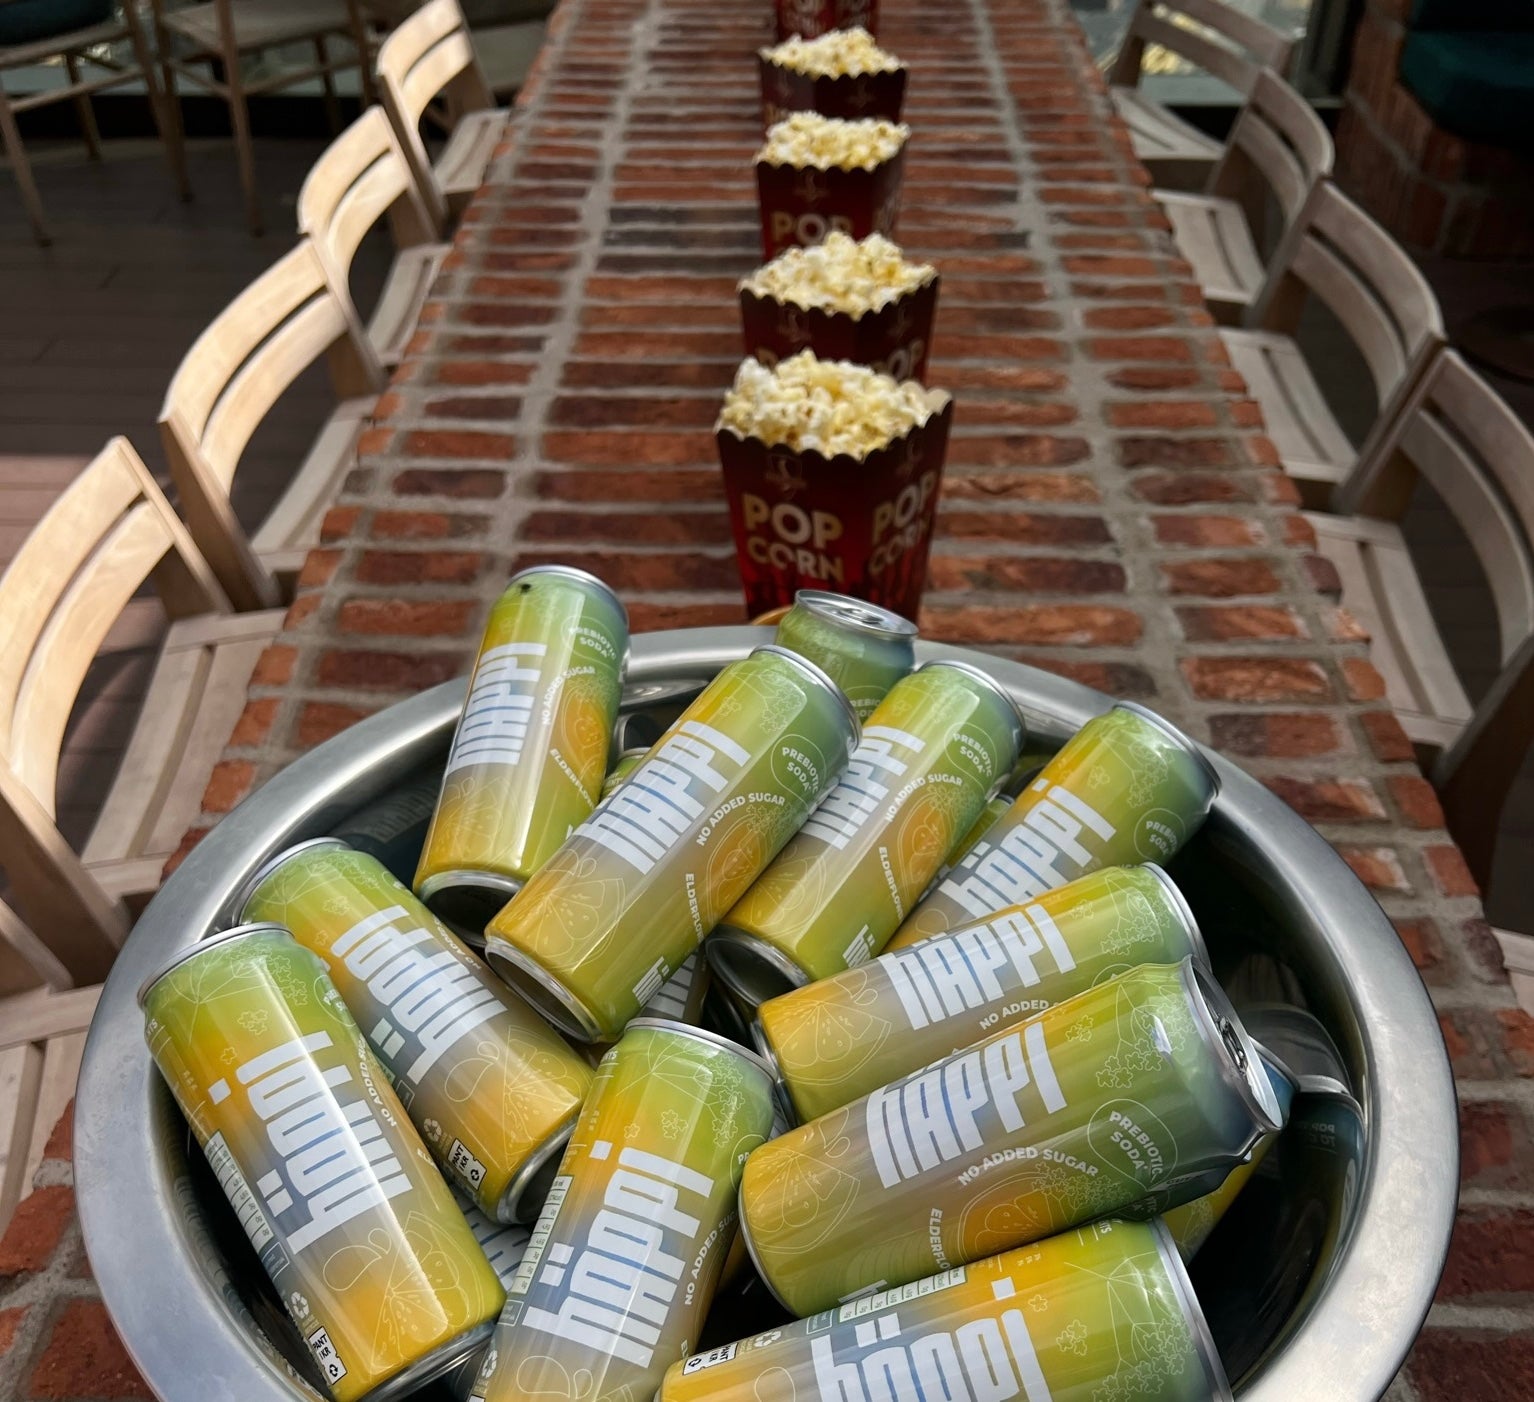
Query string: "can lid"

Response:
xmin=751 ymin=644 xmax=862 ymax=743
xmin=705 ymin=927 xmax=810 ymax=1008
xmin=1237 ymin=1003 xmax=1352 ymax=1092
xmin=484 ymin=936 xmax=608 ymax=1043
xmin=1249 ymin=1040 xmax=1301 ymax=1125
xmin=1142 ymin=864 xmax=1210 ymax=971
xmin=1184 ymin=961 xmax=1284 ymax=1135
xmin=1112 ymin=701 xmax=1222 ymax=803
xmin=794 ymin=590 xmax=918 ymax=640
xmin=231 ymin=836 xmax=351 ymax=924
xmin=506 ymin=563 xmax=630 ymax=628
xmin=1148 ymin=1217 xmax=1236 ymax=1402
xmin=913 ymin=658 xmax=1028 ymax=760
xmin=136 ymin=922 xmax=294 ymax=1010
xmin=626 ymin=1017 xmax=781 ymax=1090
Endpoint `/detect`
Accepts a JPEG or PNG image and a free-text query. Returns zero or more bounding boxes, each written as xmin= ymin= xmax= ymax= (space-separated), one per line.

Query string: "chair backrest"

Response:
xmin=159 ymin=239 xmax=383 ymax=611
xmin=1208 ymin=68 xmax=1334 ymax=232
xmin=1109 ymin=0 xmax=1296 ymax=95
xmin=298 ymin=104 xmax=441 ymax=285
xmin=0 ymin=438 xmax=225 ymax=819
xmin=1254 ymin=181 xmax=1444 ymax=415
xmin=376 ymin=0 xmax=495 ymax=227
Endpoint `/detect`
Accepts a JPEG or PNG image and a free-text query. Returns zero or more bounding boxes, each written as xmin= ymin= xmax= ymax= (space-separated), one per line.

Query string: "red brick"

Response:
xmin=355 ymin=550 xmax=484 ymax=586
xmin=1264 ymin=776 xmax=1387 ymax=823
xmin=1117 ymin=437 xmax=1233 ymax=468
xmin=297 ymin=549 xmax=342 ymax=590
xmin=370 ymin=510 xmax=488 ymax=540
xmin=316 ymin=650 xmax=466 ymax=692
xmin=937 ymin=512 xmax=1112 ymax=546
xmin=1341 ymin=657 xmax=1388 ymax=701
xmin=392 ymin=468 xmax=507 ymax=498
xmin=1161 ymin=557 xmax=1280 ymax=597
xmin=1394 ymin=916 xmax=1446 ymax=978
xmin=0 ymin=1305 xmax=25 ymax=1357
xmin=628 ymin=600 xmax=748 ymax=630
xmin=423 ymin=393 xmax=522 ymax=421
xmin=1389 ymin=774 xmax=1446 ymax=829
xmin=1426 ymin=843 xmax=1480 ymax=898
xmin=1209 ymin=712 xmax=1342 ymax=758
xmin=1338 ymin=845 xmax=1410 ymax=892
xmin=27 ymin=1299 xmax=152 ymax=1399
xmin=1087 ymin=335 xmax=1195 ymax=362
xmin=1105 ymin=400 xmax=1219 ymax=429
xmin=251 ymin=645 xmax=296 ymax=687
xmin=1177 ymin=605 xmax=1306 ymax=641
xmin=1460 ymin=1100 xmax=1534 ymax=1190
xmin=337 ymin=598 xmax=478 ymax=637
xmin=510 ymin=549 xmax=734 ymax=592
xmin=41 ymin=1102 xmax=72 ymax=1163
xmin=321 ymin=504 xmax=361 ymax=542
xmin=1497 ymin=1008 xmax=1534 ymax=1077
xmin=943 ymin=472 xmax=1100 ymax=504
xmin=563 ymin=360 xmax=735 ymax=390
xmin=520 ymin=508 xmax=729 ymax=545
xmin=401 ymin=429 xmax=517 ymax=460
xmin=1153 ymin=514 xmax=1262 ymax=548
xmin=1131 ymin=472 xmax=1250 ymax=505
xmin=161 ymin=827 xmax=208 ymax=879
xmin=534 ymin=467 xmax=723 ymax=503
xmin=433 ymin=361 xmax=535 ymax=387
xmin=919 ymin=604 xmax=1142 ymax=647
xmin=1181 ymin=657 xmax=1331 ymax=702
xmin=1361 ymin=709 xmax=1416 ymax=762
xmin=927 ymin=555 xmax=1126 ymax=594
xmin=1013 ymin=656 xmax=1158 ymax=698
xmin=1409 ymin=1327 xmax=1534 ymax=1401
xmin=1083 ymin=305 xmax=1180 ymax=330
xmin=201 ymin=760 xmax=257 ymax=814
xmin=0 ymin=1185 xmax=74 ymax=1276
xmin=542 ymin=430 xmax=713 ymax=467
xmin=1107 ymin=367 xmax=1204 ymax=392
xmin=549 ymin=394 xmax=718 ymax=428
xmin=228 ymin=697 xmax=279 ymax=748
xmin=296 ymin=701 xmax=374 ymax=747
xmin=949 ymin=435 xmax=1092 ymax=468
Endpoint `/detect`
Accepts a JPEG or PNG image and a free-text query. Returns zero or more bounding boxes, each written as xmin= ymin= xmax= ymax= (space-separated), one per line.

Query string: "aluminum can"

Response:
xmin=446 ymin=1196 xmax=532 ymax=1401
xmin=641 ymin=950 xmax=712 ymax=1025
xmin=662 ymin=1217 xmax=1228 ymax=1402
xmin=896 ymin=702 xmax=1220 ymax=945
xmin=238 ymin=840 xmax=593 ymax=1223
xmin=737 ymin=959 xmax=1280 ymax=1315
xmin=415 ymin=565 xmax=629 ymax=935
xmin=774 ymin=589 xmax=917 ymax=722
xmin=331 ymin=767 xmax=442 ymax=886
xmin=465 ymin=1020 xmax=778 ymax=1402
xmin=599 ymin=746 xmax=649 ymax=802
xmin=139 ymin=924 xmax=504 ymax=1402
xmin=756 ymin=864 xmax=1208 ymax=1123
xmin=484 ymin=645 xmax=859 ymax=1042
xmin=708 ymin=661 xmax=1025 ymax=1004
xmin=938 ymin=793 xmax=1012 ymax=879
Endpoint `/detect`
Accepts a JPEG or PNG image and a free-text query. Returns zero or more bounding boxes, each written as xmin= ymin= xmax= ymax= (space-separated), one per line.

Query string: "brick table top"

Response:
xmin=2 ymin=0 xmax=1531 ymax=1397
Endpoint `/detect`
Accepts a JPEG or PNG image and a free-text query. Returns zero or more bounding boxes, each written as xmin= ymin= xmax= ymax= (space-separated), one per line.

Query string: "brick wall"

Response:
xmin=2 ymin=0 xmax=1532 ymax=1395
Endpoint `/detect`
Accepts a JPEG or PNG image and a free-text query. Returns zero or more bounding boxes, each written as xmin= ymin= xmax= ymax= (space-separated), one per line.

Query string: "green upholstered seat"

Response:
xmin=1400 ymin=30 xmax=1534 ymax=148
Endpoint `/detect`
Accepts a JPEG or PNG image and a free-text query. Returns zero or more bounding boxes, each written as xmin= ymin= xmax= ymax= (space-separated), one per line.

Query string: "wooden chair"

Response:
xmin=1156 ymin=68 xmax=1333 ymax=325
xmin=0 ymin=2 xmax=189 ymax=245
xmin=159 ymin=239 xmax=386 ymax=612
xmin=1108 ymin=0 xmax=1296 ymax=189
xmin=148 ymin=0 xmax=377 ymax=236
xmin=299 ymin=105 xmax=450 ymax=368
xmin=377 ymin=0 xmax=506 ymax=228
xmin=1308 ymin=350 xmax=1534 ymax=885
xmin=0 ymin=437 xmax=286 ymax=986
xmin=1220 ymin=181 xmax=1444 ymax=510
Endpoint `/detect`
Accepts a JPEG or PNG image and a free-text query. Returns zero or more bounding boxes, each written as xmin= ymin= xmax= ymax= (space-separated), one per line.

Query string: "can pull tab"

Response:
xmin=1219 ymin=1016 xmax=1249 ymax=1073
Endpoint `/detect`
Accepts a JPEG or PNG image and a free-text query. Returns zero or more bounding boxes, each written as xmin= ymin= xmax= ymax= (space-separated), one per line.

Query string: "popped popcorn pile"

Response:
xmin=761 ymin=27 xmax=903 ymax=78
xmin=741 ymin=232 xmax=935 ymax=315
xmin=718 ymin=349 xmax=933 ymax=458
xmin=757 ymin=112 xmax=909 ymax=170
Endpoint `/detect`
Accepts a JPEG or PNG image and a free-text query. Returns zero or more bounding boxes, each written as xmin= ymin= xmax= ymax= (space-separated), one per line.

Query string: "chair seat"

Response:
xmin=250 ymin=395 xmax=373 ymax=583
xmin=79 ymin=608 xmax=287 ymax=886
xmin=436 ymin=107 xmax=509 ymax=210
xmin=370 ymin=243 xmax=450 ymax=367
xmin=1305 ymin=511 xmax=1473 ymax=754
xmin=1156 ymin=191 xmax=1265 ymax=323
xmin=1110 ymin=86 xmax=1223 ymax=185
xmin=160 ymin=0 xmax=359 ymax=54
xmin=1221 ymin=328 xmax=1357 ymax=506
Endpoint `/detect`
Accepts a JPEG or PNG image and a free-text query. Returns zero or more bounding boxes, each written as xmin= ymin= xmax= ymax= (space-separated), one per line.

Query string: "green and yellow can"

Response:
xmin=774 ymin=589 xmax=918 ymax=722
xmin=465 ymin=1020 xmax=778 ymax=1402
xmin=897 ymin=702 xmax=1220 ymax=945
xmin=707 ymin=660 xmax=1025 ymax=1004
xmin=737 ymin=960 xmax=1281 ymax=1316
xmin=599 ymin=746 xmax=649 ymax=802
xmin=484 ymin=645 xmax=859 ymax=1043
xmin=663 ymin=1217 xmax=1228 ymax=1402
xmin=936 ymin=792 xmax=1013 ymax=882
xmin=415 ymin=565 xmax=629 ymax=936
xmin=140 ymin=924 xmax=505 ymax=1402
xmin=756 ymin=864 xmax=1208 ymax=1123
xmin=238 ymin=839 xmax=594 ymax=1222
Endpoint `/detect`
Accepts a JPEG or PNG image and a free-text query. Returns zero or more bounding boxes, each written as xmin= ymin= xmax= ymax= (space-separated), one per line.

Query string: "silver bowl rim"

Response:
xmin=73 ymin=627 xmax=1457 ymax=1402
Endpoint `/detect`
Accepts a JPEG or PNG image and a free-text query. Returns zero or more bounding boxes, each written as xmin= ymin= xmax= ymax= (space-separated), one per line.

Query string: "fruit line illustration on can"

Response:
xmin=467 ymin=1020 xmax=778 ymax=1402
xmin=755 ymin=863 xmax=1208 ymax=1123
xmin=415 ymin=565 xmax=629 ymax=935
xmin=484 ymin=645 xmax=859 ymax=1042
xmin=709 ymin=660 xmax=1025 ymax=1005
xmin=140 ymin=924 xmax=505 ymax=1402
xmin=895 ymin=702 xmax=1220 ymax=945
xmin=661 ymin=1218 xmax=1230 ymax=1402
xmin=238 ymin=840 xmax=594 ymax=1222
xmin=773 ymin=588 xmax=918 ymax=721
xmin=737 ymin=959 xmax=1282 ymax=1316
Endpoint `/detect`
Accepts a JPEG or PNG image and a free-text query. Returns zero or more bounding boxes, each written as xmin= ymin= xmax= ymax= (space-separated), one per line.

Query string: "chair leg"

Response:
xmin=64 ymin=53 xmax=102 ymax=161
xmin=0 ymin=82 xmax=49 ymax=245
xmin=315 ymin=36 xmax=342 ymax=136
xmin=128 ymin=7 xmax=191 ymax=202
xmin=343 ymin=0 xmax=376 ymax=106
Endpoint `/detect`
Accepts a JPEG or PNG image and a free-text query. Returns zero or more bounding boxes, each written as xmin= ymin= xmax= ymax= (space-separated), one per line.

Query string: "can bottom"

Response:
xmin=704 ymin=928 xmax=809 ymax=1009
xmin=497 ymin=1111 xmax=578 ymax=1225
xmin=417 ymin=869 xmax=523 ymax=942
xmin=482 ymin=936 xmax=607 ymax=1043
xmin=731 ymin=1192 xmax=797 ymax=1315
xmin=361 ymin=1318 xmax=496 ymax=1402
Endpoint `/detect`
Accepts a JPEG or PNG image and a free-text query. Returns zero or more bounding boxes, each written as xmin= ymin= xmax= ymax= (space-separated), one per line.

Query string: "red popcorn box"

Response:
xmin=775 ymin=0 xmax=878 ymax=41
xmin=739 ymin=273 xmax=939 ymax=383
xmin=756 ymin=151 xmax=905 ymax=261
xmin=758 ymin=54 xmax=907 ymax=129
xmin=715 ymin=395 xmax=954 ymax=620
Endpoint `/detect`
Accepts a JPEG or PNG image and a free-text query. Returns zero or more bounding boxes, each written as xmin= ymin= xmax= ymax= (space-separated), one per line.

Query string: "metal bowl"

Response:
xmin=74 ymin=627 xmax=1456 ymax=1401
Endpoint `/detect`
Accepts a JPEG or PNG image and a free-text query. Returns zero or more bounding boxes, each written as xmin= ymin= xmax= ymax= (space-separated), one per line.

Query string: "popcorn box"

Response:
xmin=740 ymin=272 xmax=938 ymax=384
xmin=756 ymin=152 xmax=905 ymax=261
xmin=715 ymin=395 xmax=954 ymax=619
xmin=758 ymin=54 xmax=907 ymax=129
xmin=775 ymin=0 xmax=878 ymax=41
